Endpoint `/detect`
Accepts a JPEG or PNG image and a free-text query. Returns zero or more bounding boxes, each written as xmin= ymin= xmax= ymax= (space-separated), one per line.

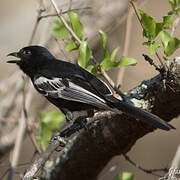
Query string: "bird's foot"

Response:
xmin=50 ymin=131 xmax=67 ymax=147
xmin=50 ymin=116 xmax=88 ymax=145
xmin=60 ymin=116 xmax=88 ymax=137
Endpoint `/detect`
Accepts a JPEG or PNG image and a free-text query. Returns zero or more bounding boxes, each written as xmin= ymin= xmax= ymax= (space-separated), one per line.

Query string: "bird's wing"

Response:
xmin=33 ymin=76 xmax=109 ymax=109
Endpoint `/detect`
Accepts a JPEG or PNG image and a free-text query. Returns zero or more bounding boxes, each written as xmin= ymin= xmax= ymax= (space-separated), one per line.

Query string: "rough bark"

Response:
xmin=40 ymin=59 xmax=180 ymax=180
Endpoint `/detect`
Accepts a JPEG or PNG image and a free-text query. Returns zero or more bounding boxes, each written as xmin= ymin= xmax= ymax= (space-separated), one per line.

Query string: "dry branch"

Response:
xmin=23 ymin=58 xmax=180 ymax=180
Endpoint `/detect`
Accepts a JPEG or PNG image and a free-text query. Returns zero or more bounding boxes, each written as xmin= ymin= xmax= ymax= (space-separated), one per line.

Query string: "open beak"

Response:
xmin=7 ymin=52 xmax=20 ymax=64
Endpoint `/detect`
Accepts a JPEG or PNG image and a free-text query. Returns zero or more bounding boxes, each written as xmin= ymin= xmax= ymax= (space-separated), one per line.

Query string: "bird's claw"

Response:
xmin=50 ymin=131 xmax=67 ymax=147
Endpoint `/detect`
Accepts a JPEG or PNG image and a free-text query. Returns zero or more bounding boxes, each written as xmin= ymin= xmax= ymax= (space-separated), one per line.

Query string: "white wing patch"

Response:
xmin=34 ymin=76 xmax=108 ymax=109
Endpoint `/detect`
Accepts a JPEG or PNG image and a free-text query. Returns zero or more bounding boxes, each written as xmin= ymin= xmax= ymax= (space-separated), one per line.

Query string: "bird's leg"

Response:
xmin=60 ymin=116 xmax=88 ymax=137
xmin=61 ymin=108 xmax=73 ymax=123
xmin=50 ymin=116 xmax=88 ymax=144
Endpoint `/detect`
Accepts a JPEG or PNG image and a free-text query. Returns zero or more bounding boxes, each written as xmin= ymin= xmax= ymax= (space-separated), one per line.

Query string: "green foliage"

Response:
xmin=64 ymin=40 xmax=78 ymax=52
xmin=37 ymin=111 xmax=65 ymax=149
xmin=52 ymin=13 xmax=137 ymax=74
xmin=68 ymin=12 xmax=84 ymax=40
xmin=138 ymin=9 xmax=164 ymax=41
xmin=168 ymin=0 xmax=180 ymax=14
xmin=78 ymin=41 xmax=92 ymax=68
xmin=143 ymin=41 xmax=160 ymax=54
xmin=113 ymin=172 xmax=134 ymax=180
xmin=121 ymin=172 xmax=134 ymax=180
xmin=160 ymin=31 xmax=180 ymax=56
xmin=52 ymin=12 xmax=83 ymax=53
xmin=52 ymin=18 xmax=69 ymax=39
xmin=99 ymin=30 xmax=137 ymax=71
xmin=139 ymin=6 xmax=180 ymax=59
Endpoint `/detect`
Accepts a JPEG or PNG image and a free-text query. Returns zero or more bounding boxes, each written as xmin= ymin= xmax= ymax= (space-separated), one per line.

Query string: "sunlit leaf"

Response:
xmin=52 ymin=18 xmax=69 ymax=39
xmin=78 ymin=41 xmax=92 ymax=68
xmin=163 ymin=14 xmax=173 ymax=29
xmin=143 ymin=41 xmax=160 ymax=54
xmin=68 ymin=12 xmax=83 ymax=40
xmin=110 ymin=46 xmax=120 ymax=61
xmin=65 ymin=40 xmax=78 ymax=52
xmin=122 ymin=172 xmax=134 ymax=180
xmin=168 ymin=0 xmax=180 ymax=14
xmin=160 ymin=31 xmax=180 ymax=56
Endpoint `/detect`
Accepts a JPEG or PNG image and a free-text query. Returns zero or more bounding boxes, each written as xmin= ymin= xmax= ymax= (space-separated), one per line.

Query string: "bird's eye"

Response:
xmin=23 ymin=50 xmax=32 ymax=56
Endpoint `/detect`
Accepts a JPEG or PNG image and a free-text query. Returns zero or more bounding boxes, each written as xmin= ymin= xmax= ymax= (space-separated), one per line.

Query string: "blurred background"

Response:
xmin=0 ymin=0 xmax=180 ymax=179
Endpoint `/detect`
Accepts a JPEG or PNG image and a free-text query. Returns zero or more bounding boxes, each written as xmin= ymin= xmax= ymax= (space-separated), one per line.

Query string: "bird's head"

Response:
xmin=7 ymin=46 xmax=54 ymax=76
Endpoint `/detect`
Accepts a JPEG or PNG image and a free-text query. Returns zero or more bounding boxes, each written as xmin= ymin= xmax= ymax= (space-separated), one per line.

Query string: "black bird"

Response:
xmin=7 ymin=45 xmax=174 ymax=131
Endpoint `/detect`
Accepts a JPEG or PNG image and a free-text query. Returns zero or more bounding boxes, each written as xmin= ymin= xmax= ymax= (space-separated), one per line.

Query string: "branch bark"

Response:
xmin=39 ymin=59 xmax=180 ymax=180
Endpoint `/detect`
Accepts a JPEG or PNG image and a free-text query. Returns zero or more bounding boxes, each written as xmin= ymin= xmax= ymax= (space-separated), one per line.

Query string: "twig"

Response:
xmin=142 ymin=54 xmax=162 ymax=72
xmin=168 ymin=144 xmax=180 ymax=179
xmin=22 ymin=139 xmax=66 ymax=180
xmin=117 ymin=5 xmax=133 ymax=86
xmin=22 ymin=78 xmax=42 ymax=154
xmin=38 ymin=7 xmax=91 ymax=20
xmin=49 ymin=0 xmax=82 ymax=44
xmin=130 ymin=1 xmax=168 ymax=72
xmin=29 ymin=0 xmax=44 ymax=45
xmin=68 ymin=0 xmax=72 ymax=11
xmin=123 ymin=154 xmax=168 ymax=177
xmin=171 ymin=15 xmax=180 ymax=36
xmin=8 ymin=111 xmax=26 ymax=180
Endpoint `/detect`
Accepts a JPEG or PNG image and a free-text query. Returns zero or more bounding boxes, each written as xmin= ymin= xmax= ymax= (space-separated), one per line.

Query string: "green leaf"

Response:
xmin=40 ymin=111 xmax=65 ymax=130
xmin=113 ymin=172 xmax=134 ymax=180
xmin=101 ymin=56 xmax=137 ymax=71
xmin=138 ymin=9 xmax=157 ymax=40
xmin=38 ymin=111 xmax=65 ymax=149
xmin=68 ymin=12 xmax=83 ymax=40
xmin=163 ymin=56 xmax=169 ymax=61
xmin=143 ymin=41 xmax=160 ymax=54
xmin=65 ymin=40 xmax=78 ymax=52
xmin=163 ymin=15 xmax=173 ymax=29
xmin=168 ymin=0 xmax=180 ymax=13
xmin=122 ymin=172 xmax=134 ymax=180
xmin=98 ymin=30 xmax=108 ymax=49
xmin=110 ymin=46 xmax=120 ymax=61
xmin=78 ymin=41 xmax=92 ymax=68
xmin=52 ymin=18 xmax=69 ymax=39
xmin=118 ymin=56 xmax=137 ymax=67
xmin=138 ymin=9 xmax=164 ymax=40
xmin=160 ymin=31 xmax=180 ymax=56
xmin=86 ymin=63 xmax=99 ymax=74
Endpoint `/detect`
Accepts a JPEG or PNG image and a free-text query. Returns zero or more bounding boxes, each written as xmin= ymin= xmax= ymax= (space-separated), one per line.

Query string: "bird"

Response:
xmin=7 ymin=45 xmax=174 ymax=131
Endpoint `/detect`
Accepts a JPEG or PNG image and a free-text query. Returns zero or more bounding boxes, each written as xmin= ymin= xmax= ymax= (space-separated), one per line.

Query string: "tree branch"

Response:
xmin=24 ymin=58 xmax=180 ymax=180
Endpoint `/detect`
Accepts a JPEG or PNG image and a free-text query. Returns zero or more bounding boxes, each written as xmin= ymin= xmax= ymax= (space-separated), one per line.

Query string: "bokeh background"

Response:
xmin=0 ymin=0 xmax=180 ymax=180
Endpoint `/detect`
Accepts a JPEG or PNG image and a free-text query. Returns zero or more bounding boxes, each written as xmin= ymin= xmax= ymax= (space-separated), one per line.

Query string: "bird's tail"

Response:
xmin=106 ymin=96 xmax=175 ymax=131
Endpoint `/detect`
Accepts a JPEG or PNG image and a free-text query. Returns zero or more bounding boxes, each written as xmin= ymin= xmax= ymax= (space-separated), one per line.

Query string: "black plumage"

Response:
xmin=7 ymin=45 xmax=174 ymax=131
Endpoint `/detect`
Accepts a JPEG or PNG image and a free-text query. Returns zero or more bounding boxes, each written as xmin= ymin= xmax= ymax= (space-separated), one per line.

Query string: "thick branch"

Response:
xmin=39 ymin=59 xmax=180 ymax=180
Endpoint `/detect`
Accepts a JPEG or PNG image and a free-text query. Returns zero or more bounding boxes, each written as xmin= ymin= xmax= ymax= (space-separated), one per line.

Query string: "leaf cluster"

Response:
xmin=52 ymin=12 xmax=137 ymax=74
xmin=139 ymin=0 xmax=180 ymax=60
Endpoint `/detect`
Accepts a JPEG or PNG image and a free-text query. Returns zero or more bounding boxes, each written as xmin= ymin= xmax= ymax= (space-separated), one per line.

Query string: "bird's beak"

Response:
xmin=7 ymin=52 xmax=20 ymax=64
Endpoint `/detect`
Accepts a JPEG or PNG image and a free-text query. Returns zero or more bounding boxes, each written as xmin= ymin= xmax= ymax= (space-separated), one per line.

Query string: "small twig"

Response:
xmin=68 ymin=0 xmax=72 ymax=11
xmin=142 ymin=54 xmax=162 ymax=72
xmin=8 ymin=111 xmax=26 ymax=180
xmin=168 ymin=144 xmax=180 ymax=179
xmin=130 ymin=1 xmax=168 ymax=72
xmin=171 ymin=15 xmax=180 ymax=36
xmin=39 ymin=7 xmax=91 ymax=20
xmin=123 ymin=154 xmax=168 ymax=177
xmin=50 ymin=0 xmax=82 ymax=44
xmin=117 ymin=5 xmax=133 ymax=86
xmin=29 ymin=0 xmax=44 ymax=45
xmin=22 ymin=139 xmax=66 ymax=180
xmin=22 ymin=78 xmax=42 ymax=154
